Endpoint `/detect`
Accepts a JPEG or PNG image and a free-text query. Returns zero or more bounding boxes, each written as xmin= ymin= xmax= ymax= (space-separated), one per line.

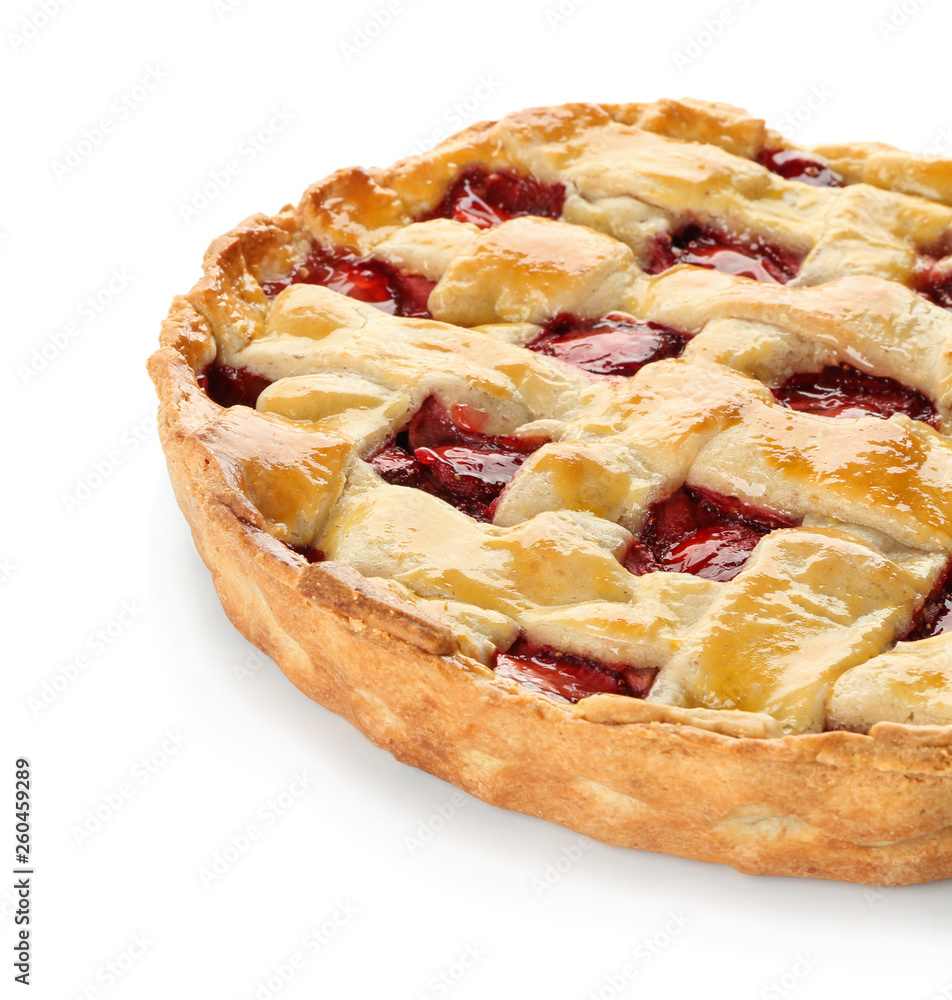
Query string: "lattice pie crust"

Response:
xmin=149 ymin=100 xmax=952 ymax=884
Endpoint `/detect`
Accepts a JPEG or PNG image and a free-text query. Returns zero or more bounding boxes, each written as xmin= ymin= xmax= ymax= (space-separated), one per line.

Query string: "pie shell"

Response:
xmin=149 ymin=118 xmax=952 ymax=887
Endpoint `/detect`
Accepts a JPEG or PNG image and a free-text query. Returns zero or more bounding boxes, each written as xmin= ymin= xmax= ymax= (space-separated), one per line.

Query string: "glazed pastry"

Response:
xmin=150 ymin=99 xmax=952 ymax=885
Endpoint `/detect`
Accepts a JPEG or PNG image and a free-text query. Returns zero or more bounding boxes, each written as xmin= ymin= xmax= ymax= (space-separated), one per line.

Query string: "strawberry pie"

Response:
xmin=150 ymin=99 xmax=952 ymax=885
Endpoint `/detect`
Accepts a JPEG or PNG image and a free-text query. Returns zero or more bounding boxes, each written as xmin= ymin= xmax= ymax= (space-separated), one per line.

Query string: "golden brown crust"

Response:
xmin=151 ymin=326 xmax=952 ymax=885
xmin=149 ymin=99 xmax=952 ymax=884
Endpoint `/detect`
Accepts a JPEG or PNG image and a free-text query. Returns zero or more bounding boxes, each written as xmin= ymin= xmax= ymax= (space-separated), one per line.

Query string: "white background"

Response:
xmin=4 ymin=0 xmax=952 ymax=997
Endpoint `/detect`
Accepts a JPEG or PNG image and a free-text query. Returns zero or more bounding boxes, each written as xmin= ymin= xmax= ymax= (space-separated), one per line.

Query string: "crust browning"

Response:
xmin=149 ymin=99 xmax=952 ymax=885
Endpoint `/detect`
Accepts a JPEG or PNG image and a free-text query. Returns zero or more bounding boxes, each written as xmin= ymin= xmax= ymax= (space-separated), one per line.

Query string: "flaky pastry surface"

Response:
xmin=150 ymin=99 xmax=952 ymax=883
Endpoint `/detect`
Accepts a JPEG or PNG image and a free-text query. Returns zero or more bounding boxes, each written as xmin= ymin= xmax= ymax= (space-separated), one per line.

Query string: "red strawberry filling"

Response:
xmin=913 ymin=255 xmax=952 ymax=311
xmin=902 ymin=564 xmax=952 ymax=641
xmin=197 ymin=363 xmax=273 ymax=408
xmin=492 ymin=637 xmax=656 ymax=703
xmin=660 ymin=523 xmax=765 ymax=580
xmin=629 ymin=485 xmax=799 ymax=583
xmin=527 ymin=312 xmax=690 ymax=376
xmin=286 ymin=544 xmax=325 ymax=563
xmin=369 ymin=396 xmax=545 ymax=521
xmin=421 ymin=166 xmax=566 ymax=228
xmin=261 ymin=245 xmax=435 ymax=317
xmin=646 ymin=225 xmax=801 ymax=284
xmin=756 ymin=148 xmax=844 ymax=188
xmin=414 ymin=446 xmax=529 ymax=504
xmin=772 ymin=364 xmax=939 ymax=427
xmin=368 ymin=444 xmax=426 ymax=489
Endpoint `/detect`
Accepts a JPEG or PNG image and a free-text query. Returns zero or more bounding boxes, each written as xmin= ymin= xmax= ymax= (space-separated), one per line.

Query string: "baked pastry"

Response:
xmin=149 ymin=99 xmax=952 ymax=885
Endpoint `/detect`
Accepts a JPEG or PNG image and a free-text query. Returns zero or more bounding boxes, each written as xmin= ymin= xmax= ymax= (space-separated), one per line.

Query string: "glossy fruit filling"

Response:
xmin=286 ymin=544 xmax=325 ymax=563
xmin=629 ymin=485 xmax=799 ymax=582
xmin=527 ymin=312 xmax=690 ymax=376
xmin=756 ymin=148 xmax=844 ymax=188
xmin=197 ymin=363 xmax=273 ymax=409
xmin=772 ymin=364 xmax=939 ymax=427
xmin=646 ymin=225 xmax=801 ymax=284
xmin=492 ymin=637 xmax=656 ymax=703
xmin=421 ymin=166 xmax=566 ymax=228
xmin=902 ymin=565 xmax=952 ymax=641
xmin=261 ymin=245 xmax=435 ymax=317
xmin=913 ymin=255 xmax=952 ymax=311
xmin=368 ymin=396 xmax=545 ymax=521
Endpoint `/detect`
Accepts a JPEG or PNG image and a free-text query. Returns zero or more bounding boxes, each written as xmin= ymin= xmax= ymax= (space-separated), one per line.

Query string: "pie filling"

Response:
xmin=492 ymin=637 xmax=657 ymax=704
xmin=646 ymin=225 xmax=801 ymax=284
xmin=914 ymin=255 xmax=952 ymax=311
xmin=173 ymin=99 xmax=952 ymax=748
xmin=369 ymin=396 xmax=546 ymax=521
xmin=772 ymin=364 xmax=939 ymax=427
xmin=902 ymin=565 xmax=952 ymax=641
xmin=628 ymin=485 xmax=800 ymax=583
xmin=287 ymin=544 xmax=325 ymax=564
xmin=420 ymin=166 xmax=566 ymax=229
xmin=755 ymin=148 xmax=844 ymax=188
xmin=261 ymin=245 xmax=435 ymax=317
xmin=526 ymin=312 xmax=690 ymax=376
xmin=198 ymin=362 xmax=273 ymax=409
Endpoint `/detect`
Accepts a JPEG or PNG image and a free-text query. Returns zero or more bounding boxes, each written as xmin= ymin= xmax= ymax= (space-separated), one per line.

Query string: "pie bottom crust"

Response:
xmin=151 ymin=308 xmax=952 ymax=887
